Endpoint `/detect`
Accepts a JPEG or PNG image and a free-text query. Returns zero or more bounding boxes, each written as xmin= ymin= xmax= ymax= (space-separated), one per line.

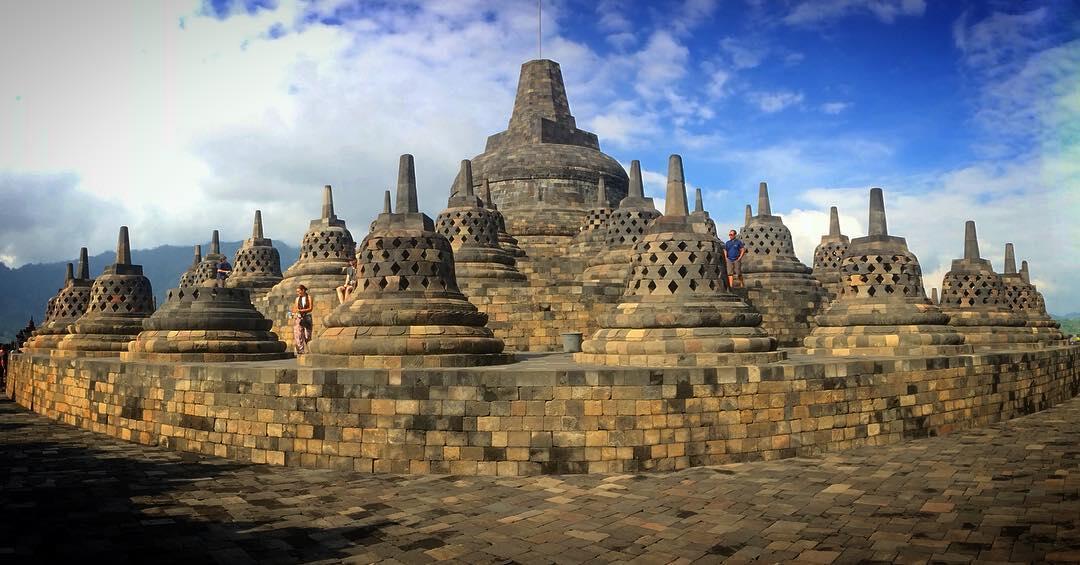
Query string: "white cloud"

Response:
xmin=720 ymin=37 xmax=767 ymax=70
xmin=821 ymin=101 xmax=851 ymax=114
xmin=751 ymin=90 xmax=805 ymax=113
xmin=953 ymin=8 xmax=1048 ymax=72
xmin=784 ymin=0 xmax=926 ymax=26
xmin=634 ymin=31 xmax=690 ymax=99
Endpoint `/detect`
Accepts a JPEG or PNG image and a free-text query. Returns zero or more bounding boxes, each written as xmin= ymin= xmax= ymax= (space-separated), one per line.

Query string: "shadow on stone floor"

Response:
xmin=0 ymin=399 xmax=396 ymax=564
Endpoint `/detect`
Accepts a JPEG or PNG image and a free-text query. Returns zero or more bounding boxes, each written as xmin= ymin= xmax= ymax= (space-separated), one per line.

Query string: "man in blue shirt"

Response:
xmin=215 ymin=257 xmax=232 ymax=288
xmin=724 ymin=229 xmax=746 ymax=289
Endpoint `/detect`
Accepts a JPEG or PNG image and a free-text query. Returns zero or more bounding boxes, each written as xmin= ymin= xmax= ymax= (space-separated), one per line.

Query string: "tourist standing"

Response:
xmin=291 ymin=285 xmax=314 ymax=354
xmin=0 ymin=344 xmax=7 ymax=389
xmin=725 ymin=229 xmax=746 ymax=289
xmin=215 ymin=257 xmax=232 ymax=288
xmin=336 ymin=257 xmax=358 ymax=304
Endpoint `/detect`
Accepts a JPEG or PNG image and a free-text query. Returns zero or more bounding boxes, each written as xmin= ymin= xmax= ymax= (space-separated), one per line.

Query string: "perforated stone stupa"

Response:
xmin=264 ymin=185 xmax=356 ymax=342
xmin=227 ymin=210 xmax=283 ymax=303
xmin=999 ymin=245 xmax=1062 ymax=342
xmin=812 ymin=206 xmax=850 ymax=302
xmin=735 ymin=182 xmax=826 ymax=347
xmin=125 ymin=285 xmax=287 ymax=362
xmin=583 ymin=160 xmax=662 ymax=283
xmin=23 ymin=249 xmax=95 ymax=353
xmin=302 ymin=154 xmax=510 ymax=368
xmin=178 ymin=245 xmax=202 ymax=288
xmin=570 ymin=177 xmax=614 ymax=254
xmin=577 ymin=155 xmax=782 ymax=367
xmin=938 ymin=221 xmax=1035 ymax=348
xmin=481 ymin=179 xmax=525 ymax=258
xmin=690 ymin=188 xmax=717 ymax=239
xmin=192 ymin=230 xmax=227 ymax=286
xmin=804 ymin=188 xmax=965 ymax=356
xmin=57 ymin=227 xmax=155 ymax=357
xmin=463 ymin=59 xmax=629 ymax=245
xmin=435 ymin=160 xmax=525 ymax=282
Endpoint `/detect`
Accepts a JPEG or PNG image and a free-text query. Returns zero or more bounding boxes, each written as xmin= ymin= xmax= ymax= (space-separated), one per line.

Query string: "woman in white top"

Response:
xmin=291 ymin=285 xmax=314 ymax=354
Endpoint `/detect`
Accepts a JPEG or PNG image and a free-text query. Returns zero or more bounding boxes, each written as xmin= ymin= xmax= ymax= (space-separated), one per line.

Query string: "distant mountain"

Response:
xmin=0 ymin=241 xmax=299 ymax=341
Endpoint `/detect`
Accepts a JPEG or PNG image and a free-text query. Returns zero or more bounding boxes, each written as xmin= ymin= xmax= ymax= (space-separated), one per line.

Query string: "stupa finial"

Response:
xmin=321 ymin=185 xmax=335 ymax=220
xmin=694 ymin=188 xmax=704 ymax=213
xmin=64 ymin=262 xmax=74 ymax=283
xmin=210 ymin=230 xmax=221 ymax=255
xmin=829 ymin=206 xmax=841 ymax=236
xmin=868 ymin=187 xmax=888 ymax=237
xmin=758 ymin=182 xmax=771 ymax=216
xmin=1021 ymin=260 xmax=1031 ymax=284
xmin=193 ymin=245 xmax=202 ymax=265
xmin=963 ymin=220 xmax=980 ymax=260
xmin=483 ymin=179 xmax=496 ymax=209
xmin=597 ymin=177 xmax=606 ymax=205
xmin=396 ymin=154 xmax=419 ymax=213
xmin=931 ymin=287 xmax=938 ymax=304
xmin=744 ymin=204 xmax=752 ymax=226
xmin=77 ymin=247 xmax=89 ymax=280
xmin=456 ymin=160 xmax=475 ymax=197
xmin=383 ymin=190 xmax=392 ymax=213
xmin=253 ymin=210 xmax=264 ymax=239
xmin=665 ymin=155 xmax=689 ymax=217
xmin=629 ymin=160 xmax=644 ymax=198
xmin=1004 ymin=243 xmax=1017 ymax=274
xmin=116 ymin=226 xmax=131 ymax=265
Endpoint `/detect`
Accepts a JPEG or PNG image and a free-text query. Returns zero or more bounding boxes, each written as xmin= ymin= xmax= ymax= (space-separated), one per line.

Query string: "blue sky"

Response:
xmin=1 ymin=0 xmax=1077 ymax=312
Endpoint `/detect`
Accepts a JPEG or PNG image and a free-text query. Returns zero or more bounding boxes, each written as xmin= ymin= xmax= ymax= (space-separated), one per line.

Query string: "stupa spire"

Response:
xmin=694 ymin=188 xmax=704 ymax=213
xmin=396 ymin=154 xmax=419 ymax=213
xmin=931 ymin=287 xmax=938 ymax=304
xmin=665 ymin=155 xmax=689 ymax=217
xmin=253 ymin=210 xmax=264 ymax=239
xmin=868 ymin=187 xmax=888 ymax=236
xmin=1004 ymin=243 xmax=1017 ymax=274
xmin=597 ymin=177 xmax=606 ymax=204
xmin=116 ymin=226 xmax=131 ymax=265
xmin=64 ymin=262 xmax=74 ymax=283
xmin=1021 ymin=260 xmax=1031 ymax=284
xmin=77 ymin=247 xmax=89 ymax=280
xmin=629 ymin=160 xmax=644 ymax=198
xmin=321 ymin=185 xmax=335 ymax=220
xmin=744 ymin=204 xmax=752 ymax=226
xmin=963 ymin=220 xmax=980 ymax=260
xmin=192 ymin=245 xmax=202 ymax=266
xmin=210 ymin=230 xmax=221 ymax=256
xmin=508 ymin=59 xmax=574 ymax=131
xmin=382 ymin=190 xmax=392 ymax=213
xmin=829 ymin=206 xmax=841 ymax=236
xmin=758 ymin=182 xmax=772 ymax=216
xmin=482 ymin=179 xmax=496 ymax=209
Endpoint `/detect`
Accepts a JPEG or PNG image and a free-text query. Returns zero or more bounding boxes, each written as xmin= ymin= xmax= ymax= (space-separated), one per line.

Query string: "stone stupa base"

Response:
xmin=305 ymin=324 xmax=513 ymax=368
xmin=576 ymin=327 xmax=786 ymax=367
xmin=122 ymin=329 xmax=290 ymax=363
xmin=20 ymin=332 xmax=67 ymax=354
xmin=942 ymin=311 xmax=1041 ymax=350
xmin=54 ymin=334 xmax=139 ymax=358
xmin=804 ymin=325 xmax=972 ymax=357
xmin=456 ymin=262 xmax=527 ymax=282
xmin=298 ymin=352 xmax=514 ymax=369
xmin=733 ymin=276 xmax=826 ymax=348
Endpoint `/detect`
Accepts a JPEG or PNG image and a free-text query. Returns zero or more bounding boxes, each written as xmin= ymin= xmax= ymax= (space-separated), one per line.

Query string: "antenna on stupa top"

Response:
xmin=665 ymin=155 xmax=689 ymax=217
xmin=396 ymin=154 xmax=419 ymax=214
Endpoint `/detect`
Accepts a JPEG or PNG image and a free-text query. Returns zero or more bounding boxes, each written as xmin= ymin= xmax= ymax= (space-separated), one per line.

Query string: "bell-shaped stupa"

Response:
xmin=583 ymin=160 xmax=662 ymax=283
xmin=302 ymin=155 xmax=510 ymax=368
xmin=804 ymin=188 xmax=966 ymax=356
xmin=191 ymin=230 xmax=227 ymax=286
xmin=999 ymin=245 xmax=1062 ymax=341
xmin=227 ymin=210 xmax=283 ymax=303
xmin=178 ymin=245 xmax=202 ymax=288
xmin=690 ymin=188 xmax=718 ymax=239
xmin=125 ymin=285 xmax=288 ymax=362
xmin=435 ymin=160 xmax=525 ymax=282
xmin=734 ymin=182 xmax=826 ymax=347
xmin=577 ymin=155 xmax=783 ymax=367
xmin=461 ymin=59 xmax=629 ymax=248
xmin=24 ymin=250 xmax=95 ymax=353
xmin=812 ymin=206 xmax=850 ymax=302
xmin=57 ymin=227 xmax=155 ymax=357
xmin=938 ymin=221 xmax=1035 ymax=347
xmin=480 ymin=179 xmax=526 ymax=258
xmin=264 ymin=185 xmax=356 ymax=340
xmin=570 ymin=177 xmax=615 ymax=254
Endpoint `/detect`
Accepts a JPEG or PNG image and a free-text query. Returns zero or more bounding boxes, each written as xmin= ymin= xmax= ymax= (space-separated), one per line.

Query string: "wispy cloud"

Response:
xmin=784 ymin=0 xmax=926 ymax=26
xmin=821 ymin=101 xmax=851 ymax=114
xmin=751 ymin=90 xmax=805 ymax=113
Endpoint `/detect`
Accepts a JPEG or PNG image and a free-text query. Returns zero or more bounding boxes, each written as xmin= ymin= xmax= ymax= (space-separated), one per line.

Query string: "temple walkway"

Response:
xmin=1 ymin=396 xmax=1078 ymax=564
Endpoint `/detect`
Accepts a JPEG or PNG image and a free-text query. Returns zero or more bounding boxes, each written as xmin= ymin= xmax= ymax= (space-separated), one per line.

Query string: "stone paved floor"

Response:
xmin=1 ymin=398 xmax=1079 ymax=564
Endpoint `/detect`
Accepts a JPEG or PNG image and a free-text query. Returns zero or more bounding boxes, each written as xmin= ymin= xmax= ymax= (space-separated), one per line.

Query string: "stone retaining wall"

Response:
xmin=6 ymin=346 xmax=1078 ymax=475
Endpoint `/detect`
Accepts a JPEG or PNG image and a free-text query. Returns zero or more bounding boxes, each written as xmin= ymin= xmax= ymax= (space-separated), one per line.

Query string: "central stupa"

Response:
xmin=462 ymin=60 xmax=629 ymax=248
